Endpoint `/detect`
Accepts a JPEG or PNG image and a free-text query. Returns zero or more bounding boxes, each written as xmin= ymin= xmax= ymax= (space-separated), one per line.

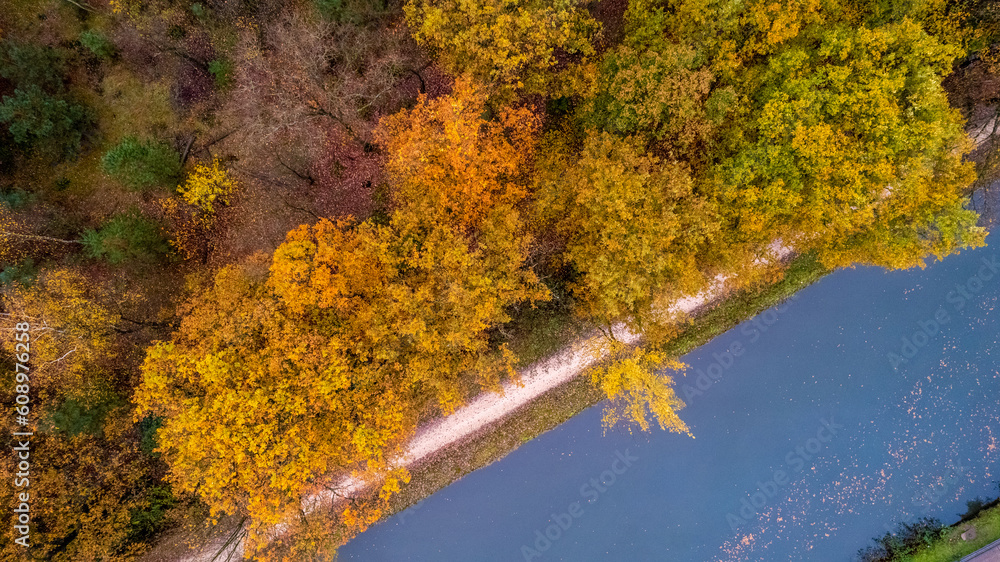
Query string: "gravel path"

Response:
xmin=167 ymin=243 xmax=792 ymax=561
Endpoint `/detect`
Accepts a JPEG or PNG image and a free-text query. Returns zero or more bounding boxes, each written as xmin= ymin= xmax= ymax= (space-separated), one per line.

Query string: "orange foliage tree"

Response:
xmin=376 ymin=77 xmax=541 ymax=232
xmin=135 ymin=79 xmax=548 ymax=554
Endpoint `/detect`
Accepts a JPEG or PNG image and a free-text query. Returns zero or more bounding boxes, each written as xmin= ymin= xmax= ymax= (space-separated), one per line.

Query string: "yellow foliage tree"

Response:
xmin=1 ymin=268 xmax=120 ymax=389
xmin=135 ymin=262 xmax=408 ymax=546
xmin=177 ymin=159 xmax=238 ymax=217
xmin=589 ymin=341 xmax=690 ymax=434
xmin=536 ymin=129 xmax=717 ymax=341
xmin=404 ymin=0 xmax=599 ymax=96
xmin=534 ymin=130 xmax=706 ymax=434
xmin=0 ymin=269 xmax=166 ymax=561
xmin=137 ymin=215 xmax=546 ymax=551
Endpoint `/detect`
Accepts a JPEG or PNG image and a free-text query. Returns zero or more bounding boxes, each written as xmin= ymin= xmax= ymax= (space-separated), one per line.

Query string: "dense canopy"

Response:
xmin=0 ymin=0 xmax=994 ymax=557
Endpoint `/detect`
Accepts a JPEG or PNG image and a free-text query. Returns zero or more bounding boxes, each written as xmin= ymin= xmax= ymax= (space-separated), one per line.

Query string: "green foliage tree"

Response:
xmin=620 ymin=0 xmax=985 ymax=273
xmin=101 ymin=137 xmax=182 ymax=191
xmin=48 ymin=394 xmax=121 ymax=437
xmin=711 ymin=19 xmax=984 ymax=269
xmin=0 ymin=41 xmax=67 ymax=92
xmin=0 ymin=257 xmax=37 ymax=286
xmin=81 ymin=212 xmax=171 ymax=264
xmin=0 ymin=85 xmax=91 ymax=156
xmin=0 ymin=40 xmax=91 ymax=159
xmin=126 ymin=485 xmax=177 ymax=545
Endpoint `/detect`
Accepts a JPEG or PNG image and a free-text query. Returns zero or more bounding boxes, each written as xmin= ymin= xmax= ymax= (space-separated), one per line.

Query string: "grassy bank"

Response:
xmin=383 ymin=253 xmax=831 ymax=518
xmin=907 ymin=503 xmax=1000 ymax=562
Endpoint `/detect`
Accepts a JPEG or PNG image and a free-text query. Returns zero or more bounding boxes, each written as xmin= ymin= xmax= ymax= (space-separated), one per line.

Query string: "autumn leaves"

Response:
xmin=133 ymin=79 xmax=551 ymax=553
xmin=129 ymin=0 xmax=992 ymax=556
xmin=711 ymin=16 xmax=984 ymax=270
xmin=404 ymin=0 xmax=599 ymax=97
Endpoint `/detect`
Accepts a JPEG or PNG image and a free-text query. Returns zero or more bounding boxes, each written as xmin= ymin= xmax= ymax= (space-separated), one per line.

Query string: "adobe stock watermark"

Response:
xmin=887 ymin=255 xmax=1000 ymax=369
xmin=519 ymin=449 xmax=639 ymax=561
xmin=10 ymin=322 xmax=32 ymax=548
xmin=682 ymin=293 xmax=801 ymax=404
xmin=726 ymin=416 xmax=844 ymax=531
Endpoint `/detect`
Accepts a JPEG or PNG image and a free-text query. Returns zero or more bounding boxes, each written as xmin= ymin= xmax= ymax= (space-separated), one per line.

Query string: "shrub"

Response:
xmin=856 ymin=517 xmax=943 ymax=562
xmin=207 ymin=58 xmax=233 ymax=89
xmin=79 ymin=30 xmax=117 ymax=60
xmin=0 ymin=85 xmax=91 ymax=156
xmin=190 ymin=2 xmax=207 ymax=19
xmin=0 ymin=188 xmax=36 ymax=209
xmin=81 ymin=211 xmax=171 ymax=264
xmin=0 ymin=41 xmax=66 ymax=92
xmin=101 ymin=137 xmax=182 ymax=190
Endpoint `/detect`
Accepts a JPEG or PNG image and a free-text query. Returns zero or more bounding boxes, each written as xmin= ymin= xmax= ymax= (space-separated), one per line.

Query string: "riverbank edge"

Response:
xmin=186 ymin=131 xmax=998 ymax=561
xmin=906 ymin=499 xmax=1000 ymax=561
xmin=365 ymin=104 xmax=1000 ymax=546
xmin=375 ymin=253 xmax=831 ymax=528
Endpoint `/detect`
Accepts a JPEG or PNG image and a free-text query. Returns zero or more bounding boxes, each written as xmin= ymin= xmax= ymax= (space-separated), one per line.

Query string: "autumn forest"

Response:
xmin=1 ymin=0 xmax=999 ymax=559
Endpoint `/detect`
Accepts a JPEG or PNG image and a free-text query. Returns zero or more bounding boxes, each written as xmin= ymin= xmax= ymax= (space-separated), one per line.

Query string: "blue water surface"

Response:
xmin=340 ymin=236 xmax=1000 ymax=562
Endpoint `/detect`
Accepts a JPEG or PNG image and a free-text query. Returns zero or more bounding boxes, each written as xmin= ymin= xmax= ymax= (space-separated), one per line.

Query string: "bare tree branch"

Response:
xmin=62 ymin=0 xmax=96 ymax=12
xmin=1 ymin=231 xmax=81 ymax=244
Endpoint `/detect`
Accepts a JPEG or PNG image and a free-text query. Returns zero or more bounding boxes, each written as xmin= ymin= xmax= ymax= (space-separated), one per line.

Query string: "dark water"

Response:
xmin=340 ymin=234 xmax=1000 ymax=561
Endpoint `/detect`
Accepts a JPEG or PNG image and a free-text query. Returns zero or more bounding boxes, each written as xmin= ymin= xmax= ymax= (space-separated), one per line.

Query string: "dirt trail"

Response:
xmin=164 ymin=244 xmax=792 ymax=562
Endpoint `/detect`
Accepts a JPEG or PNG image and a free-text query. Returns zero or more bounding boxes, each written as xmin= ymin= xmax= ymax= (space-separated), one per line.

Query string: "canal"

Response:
xmin=341 ymin=222 xmax=1000 ymax=561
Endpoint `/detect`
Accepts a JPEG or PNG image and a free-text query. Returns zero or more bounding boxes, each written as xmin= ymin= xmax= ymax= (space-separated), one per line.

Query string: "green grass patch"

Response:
xmin=504 ymin=302 xmax=585 ymax=369
xmin=94 ymin=68 xmax=180 ymax=144
xmin=661 ymin=254 xmax=828 ymax=358
xmin=907 ymin=504 xmax=1000 ymax=562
